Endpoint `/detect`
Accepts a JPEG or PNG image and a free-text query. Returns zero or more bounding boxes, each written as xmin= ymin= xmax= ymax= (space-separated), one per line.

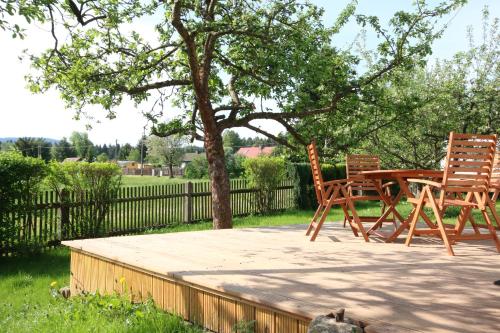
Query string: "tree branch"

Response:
xmin=243 ymin=123 xmax=295 ymax=149
xmin=116 ymin=79 xmax=191 ymax=95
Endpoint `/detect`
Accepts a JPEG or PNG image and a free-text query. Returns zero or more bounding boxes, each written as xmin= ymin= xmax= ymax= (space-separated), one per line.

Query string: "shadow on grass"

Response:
xmin=0 ymin=247 xmax=70 ymax=279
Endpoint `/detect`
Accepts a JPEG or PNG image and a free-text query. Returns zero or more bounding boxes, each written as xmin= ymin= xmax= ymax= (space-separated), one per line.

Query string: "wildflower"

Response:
xmin=50 ymin=281 xmax=58 ymax=288
xmin=119 ymin=277 xmax=126 ymax=284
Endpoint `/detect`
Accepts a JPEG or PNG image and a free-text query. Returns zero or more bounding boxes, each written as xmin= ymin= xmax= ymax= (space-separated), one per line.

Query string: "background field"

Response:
xmin=121 ymin=176 xmax=205 ymax=187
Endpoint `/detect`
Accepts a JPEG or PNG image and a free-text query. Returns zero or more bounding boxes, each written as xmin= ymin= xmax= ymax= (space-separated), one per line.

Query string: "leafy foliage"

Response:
xmin=51 ymin=137 xmax=75 ymax=162
xmin=45 ymin=161 xmax=122 ymax=237
xmin=184 ymin=156 xmax=210 ymax=179
xmin=287 ymin=162 xmax=346 ymax=210
xmin=146 ymin=135 xmax=186 ymax=177
xmin=0 ymin=152 xmax=47 ymax=253
xmin=14 ymin=137 xmax=51 ymax=162
xmin=362 ymin=8 xmax=500 ymax=169
xmin=69 ymin=132 xmax=95 ymax=162
xmin=243 ymin=157 xmax=286 ymax=214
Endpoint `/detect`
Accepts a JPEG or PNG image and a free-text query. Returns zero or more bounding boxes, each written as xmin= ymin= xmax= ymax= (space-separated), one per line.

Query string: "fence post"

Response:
xmin=60 ymin=189 xmax=70 ymax=240
xmin=184 ymin=182 xmax=193 ymax=223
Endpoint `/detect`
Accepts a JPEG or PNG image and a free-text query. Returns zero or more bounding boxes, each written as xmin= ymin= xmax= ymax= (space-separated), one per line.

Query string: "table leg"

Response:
xmin=367 ymin=185 xmax=405 ymax=237
xmin=385 ymin=176 xmax=438 ymax=242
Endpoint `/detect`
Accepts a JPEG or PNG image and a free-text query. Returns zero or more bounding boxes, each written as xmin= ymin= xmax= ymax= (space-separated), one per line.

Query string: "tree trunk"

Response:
xmin=169 ymin=163 xmax=174 ymax=178
xmin=204 ymin=129 xmax=232 ymax=229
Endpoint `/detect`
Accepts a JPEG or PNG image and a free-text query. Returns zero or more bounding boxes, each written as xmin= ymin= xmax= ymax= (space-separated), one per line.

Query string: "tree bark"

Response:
xmin=168 ymin=163 xmax=174 ymax=178
xmin=204 ymin=125 xmax=233 ymax=229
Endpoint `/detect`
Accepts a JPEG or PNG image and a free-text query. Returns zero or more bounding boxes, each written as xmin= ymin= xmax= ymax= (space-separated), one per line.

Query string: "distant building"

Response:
xmin=63 ymin=157 xmax=82 ymax=163
xmin=117 ymin=160 xmax=138 ymax=168
xmin=181 ymin=151 xmax=204 ymax=169
xmin=236 ymin=146 xmax=275 ymax=158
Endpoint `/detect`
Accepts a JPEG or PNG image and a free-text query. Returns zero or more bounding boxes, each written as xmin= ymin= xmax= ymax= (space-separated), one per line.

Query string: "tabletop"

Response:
xmin=360 ymin=169 xmax=443 ymax=180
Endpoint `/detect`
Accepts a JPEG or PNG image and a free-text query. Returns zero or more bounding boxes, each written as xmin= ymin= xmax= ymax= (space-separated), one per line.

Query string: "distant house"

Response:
xmin=63 ymin=157 xmax=82 ymax=163
xmin=117 ymin=160 xmax=138 ymax=168
xmin=181 ymin=151 xmax=203 ymax=169
xmin=236 ymin=146 xmax=275 ymax=158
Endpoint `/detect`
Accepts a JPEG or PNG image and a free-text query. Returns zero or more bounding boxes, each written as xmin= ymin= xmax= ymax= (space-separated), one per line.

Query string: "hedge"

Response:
xmin=287 ymin=162 xmax=346 ymax=210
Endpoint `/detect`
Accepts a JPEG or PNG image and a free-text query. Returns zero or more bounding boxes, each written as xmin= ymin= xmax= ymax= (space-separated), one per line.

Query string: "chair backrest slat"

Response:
xmin=442 ymin=132 xmax=497 ymax=193
xmin=346 ymin=154 xmax=380 ymax=192
xmin=307 ymin=141 xmax=325 ymax=204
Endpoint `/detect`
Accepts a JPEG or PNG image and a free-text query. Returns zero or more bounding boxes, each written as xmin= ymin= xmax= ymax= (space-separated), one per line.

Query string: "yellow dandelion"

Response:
xmin=119 ymin=276 xmax=126 ymax=284
xmin=50 ymin=281 xmax=58 ymax=288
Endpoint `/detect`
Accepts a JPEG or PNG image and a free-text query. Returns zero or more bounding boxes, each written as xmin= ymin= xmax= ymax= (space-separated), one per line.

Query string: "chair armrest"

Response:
xmin=381 ymin=181 xmax=396 ymax=188
xmin=407 ymin=178 xmax=442 ymax=188
xmin=323 ymin=179 xmax=349 ymax=186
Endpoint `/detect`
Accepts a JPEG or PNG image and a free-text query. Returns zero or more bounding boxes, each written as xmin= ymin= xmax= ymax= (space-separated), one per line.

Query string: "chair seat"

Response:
xmin=407 ymin=197 xmax=478 ymax=207
xmin=322 ymin=198 xmax=346 ymax=206
xmin=350 ymin=195 xmax=385 ymax=201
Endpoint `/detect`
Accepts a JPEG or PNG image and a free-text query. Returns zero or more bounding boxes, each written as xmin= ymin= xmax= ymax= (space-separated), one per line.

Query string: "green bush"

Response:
xmin=0 ymin=152 xmax=47 ymax=254
xmin=287 ymin=162 xmax=346 ymax=210
xmin=243 ymin=156 xmax=286 ymax=214
xmin=184 ymin=155 xmax=209 ymax=179
xmin=225 ymin=151 xmax=245 ymax=178
xmin=46 ymin=161 xmax=122 ymax=238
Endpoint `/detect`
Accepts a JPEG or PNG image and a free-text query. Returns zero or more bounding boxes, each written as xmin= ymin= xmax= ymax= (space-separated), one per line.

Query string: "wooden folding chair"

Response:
xmin=305 ymin=142 xmax=369 ymax=242
xmin=343 ymin=154 xmax=398 ymax=236
xmin=405 ymin=132 xmax=500 ymax=255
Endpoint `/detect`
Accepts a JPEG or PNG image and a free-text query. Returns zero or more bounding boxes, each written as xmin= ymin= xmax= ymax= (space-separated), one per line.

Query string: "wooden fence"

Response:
xmin=1 ymin=180 xmax=295 ymax=254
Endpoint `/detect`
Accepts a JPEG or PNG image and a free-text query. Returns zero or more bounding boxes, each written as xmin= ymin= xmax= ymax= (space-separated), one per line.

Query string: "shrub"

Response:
xmin=0 ymin=152 xmax=47 ymax=254
xmin=287 ymin=162 xmax=346 ymax=210
xmin=243 ymin=156 xmax=286 ymax=213
xmin=225 ymin=151 xmax=245 ymax=178
xmin=46 ymin=161 xmax=122 ymax=238
xmin=184 ymin=155 xmax=209 ymax=179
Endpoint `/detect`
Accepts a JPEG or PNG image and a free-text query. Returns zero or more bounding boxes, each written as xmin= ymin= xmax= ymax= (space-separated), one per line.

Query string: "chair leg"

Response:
xmin=405 ymin=189 xmax=426 ymax=247
xmin=341 ymin=204 xmax=358 ymax=237
xmin=426 ymin=187 xmax=454 ymax=256
xmin=492 ymin=190 xmax=499 ymax=202
xmin=340 ymin=186 xmax=369 ymax=242
xmin=480 ymin=207 xmax=500 ymax=252
xmin=306 ymin=205 xmax=323 ymax=236
xmin=467 ymin=213 xmax=481 ymax=235
xmin=310 ymin=200 xmax=334 ymax=242
xmin=487 ymin=199 xmax=500 ymax=230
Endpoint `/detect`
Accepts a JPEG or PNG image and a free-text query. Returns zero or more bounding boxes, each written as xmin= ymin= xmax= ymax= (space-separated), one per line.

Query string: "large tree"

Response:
xmin=146 ymin=135 xmax=186 ymax=177
xmin=15 ymin=137 xmax=52 ymax=162
xmin=70 ymin=131 xmax=95 ymax=162
xmin=51 ymin=137 xmax=75 ymax=161
xmin=364 ymin=7 xmax=499 ymax=169
xmin=23 ymin=0 xmax=464 ymax=228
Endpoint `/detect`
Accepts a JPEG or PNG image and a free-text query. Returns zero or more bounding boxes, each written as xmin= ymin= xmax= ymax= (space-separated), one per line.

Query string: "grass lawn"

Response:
xmin=1 ymin=203 xmax=498 ymax=333
xmin=121 ymin=175 xmax=200 ymax=187
xmin=0 ymin=247 xmax=204 ymax=333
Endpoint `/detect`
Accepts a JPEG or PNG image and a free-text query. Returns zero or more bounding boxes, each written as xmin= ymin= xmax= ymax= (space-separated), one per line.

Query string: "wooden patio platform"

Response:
xmin=62 ymin=223 xmax=500 ymax=333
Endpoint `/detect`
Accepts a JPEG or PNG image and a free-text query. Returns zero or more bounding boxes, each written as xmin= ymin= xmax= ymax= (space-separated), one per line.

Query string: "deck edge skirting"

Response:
xmin=68 ymin=248 xmax=311 ymax=333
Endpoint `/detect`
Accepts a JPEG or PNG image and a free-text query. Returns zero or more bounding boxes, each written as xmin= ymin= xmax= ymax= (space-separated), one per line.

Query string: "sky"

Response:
xmin=0 ymin=0 xmax=498 ymax=146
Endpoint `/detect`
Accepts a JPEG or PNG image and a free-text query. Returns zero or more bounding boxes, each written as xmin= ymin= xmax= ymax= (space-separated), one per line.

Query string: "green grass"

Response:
xmin=148 ymin=200 xmax=499 ymax=234
xmin=0 ymin=247 xmax=203 ymax=333
xmin=121 ymin=176 xmax=206 ymax=187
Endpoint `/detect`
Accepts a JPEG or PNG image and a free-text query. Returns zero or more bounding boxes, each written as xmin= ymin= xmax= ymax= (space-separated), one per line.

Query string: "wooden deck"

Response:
xmin=62 ymin=223 xmax=500 ymax=333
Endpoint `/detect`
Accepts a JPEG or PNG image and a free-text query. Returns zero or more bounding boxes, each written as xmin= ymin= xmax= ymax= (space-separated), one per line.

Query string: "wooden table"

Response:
xmin=359 ymin=169 xmax=444 ymax=242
